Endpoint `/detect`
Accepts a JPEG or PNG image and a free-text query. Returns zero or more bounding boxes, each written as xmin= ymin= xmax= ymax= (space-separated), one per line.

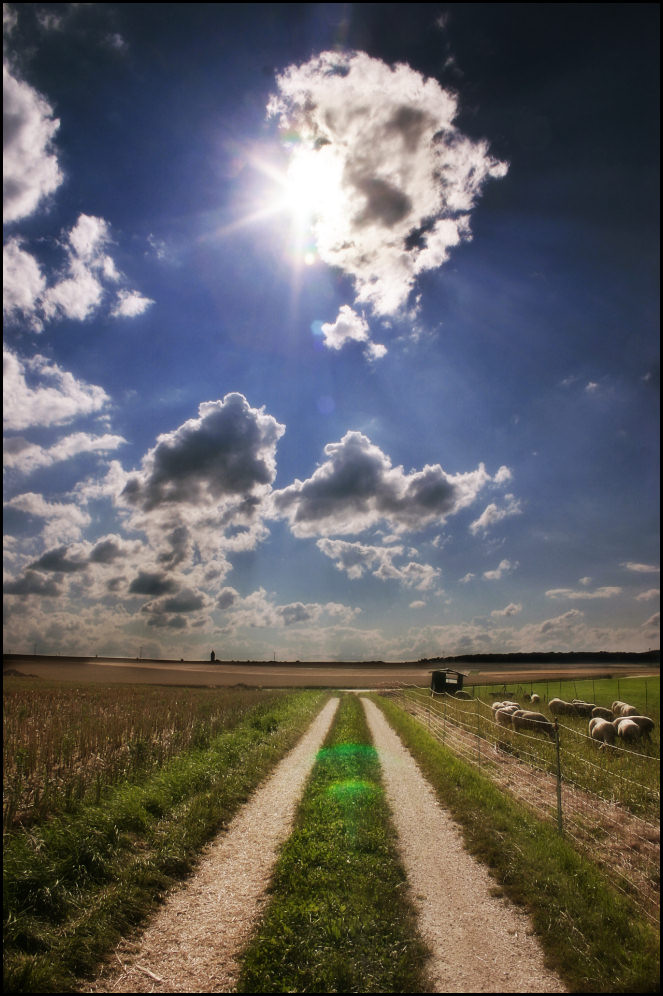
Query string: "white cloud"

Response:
xmin=3 ymin=431 xmax=126 ymax=474
xmin=3 ymin=348 xmax=110 ymax=430
xmin=492 ymin=465 xmax=512 ymax=485
xmin=459 ymin=572 xmax=475 ymax=583
xmin=539 ymin=608 xmax=584 ymax=635
xmin=546 ymin=586 xmax=622 ymax=600
xmin=268 ymin=50 xmax=507 ymax=318
xmin=316 ymin=537 xmax=439 ymax=589
xmin=469 ymin=494 xmax=521 ymax=534
xmin=635 ymin=589 xmax=660 ymax=602
xmin=3 ymin=61 xmax=62 ymax=223
xmin=3 ymin=237 xmax=46 ymax=328
xmin=273 ymin=430 xmax=490 ymax=537
xmin=320 ymin=305 xmax=385 ymax=360
xmin=490 ymin=602 xmax=522 ymax=618
xmin=4 ymin=214 xmax=155 ymax=326
xmin=111 ymin=289 xmax=155 ymax=318
xmin=621 ymin=561 xmax=659 ymax=574
xmin=483 ymin=558 xmax=517 ymax=580
xmin=4 ymin=491 xmax=91 ymax=545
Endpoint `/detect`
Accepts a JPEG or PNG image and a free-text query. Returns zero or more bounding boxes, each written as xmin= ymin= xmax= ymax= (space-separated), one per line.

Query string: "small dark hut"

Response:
xmin=429 ymin=668 xmax=469 ymax=694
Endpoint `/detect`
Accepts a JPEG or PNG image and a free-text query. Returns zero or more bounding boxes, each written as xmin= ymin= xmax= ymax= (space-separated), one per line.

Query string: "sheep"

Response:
xmin=491 ymin=700 xmax=519 ymax=713
xmin=612 ymin=700 xmax=638 ymax=718
xmin=511 ymin=710 xmax=556 ymax=739
xmin=495 ymin=705 xmax=519 ymax=727
xmin=549 ymin=698 xmax=578 ymax=717
xmin=614 ymin=718 xmax=641 ymax=743
xmin=571 ymin=699 xmax=597 ymax=717
xmin=626 ymin=715 xmax=655 ymax=740
xmin=530 ymin=693 xmax=540 ymax=704
xmin=591 ymin=705 xmax=614 ymax=721
xmin=588 ymin=717 xmax=616 ymax=748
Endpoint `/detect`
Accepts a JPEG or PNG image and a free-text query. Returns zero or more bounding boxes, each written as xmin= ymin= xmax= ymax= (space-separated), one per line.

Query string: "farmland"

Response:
xmin=3 ymin=664 xmax=660 ymax=993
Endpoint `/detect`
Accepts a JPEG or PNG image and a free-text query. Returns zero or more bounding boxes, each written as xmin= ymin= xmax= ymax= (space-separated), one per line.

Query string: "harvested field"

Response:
xmin=3 ymin=654 xmax=658 ymax=688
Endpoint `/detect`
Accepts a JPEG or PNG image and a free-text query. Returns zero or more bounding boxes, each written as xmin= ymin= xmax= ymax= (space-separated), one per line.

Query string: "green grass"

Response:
xmin=236 ymin=694 xmax=430 ymax=994
xmin=3 ymin=689 xmax=327 ymax=994
xmin=371 ymin=694 xmax=660 ymax=994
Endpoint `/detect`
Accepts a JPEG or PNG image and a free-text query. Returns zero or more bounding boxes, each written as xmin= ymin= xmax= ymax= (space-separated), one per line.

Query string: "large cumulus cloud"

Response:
xmin=121 ymin=393 xmax=285 ymax=513
xmin=271 ymin=430 xmax=490 ymax=537
xmin=268 ymin=50 xmax=507 ymax=318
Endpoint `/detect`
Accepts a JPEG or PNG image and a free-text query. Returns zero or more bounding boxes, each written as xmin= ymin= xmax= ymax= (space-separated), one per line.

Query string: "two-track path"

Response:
xmin=87 ymin=695 xmax=566 ymax=993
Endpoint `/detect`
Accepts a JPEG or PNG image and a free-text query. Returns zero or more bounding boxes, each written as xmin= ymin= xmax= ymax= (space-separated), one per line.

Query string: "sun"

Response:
xmin=280 ymin=144 xmax=345 ymax=229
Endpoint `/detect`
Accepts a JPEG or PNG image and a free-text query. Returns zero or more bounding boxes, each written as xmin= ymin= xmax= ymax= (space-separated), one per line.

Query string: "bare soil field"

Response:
xmin=3 ymin=654 xmax=658 ymax=688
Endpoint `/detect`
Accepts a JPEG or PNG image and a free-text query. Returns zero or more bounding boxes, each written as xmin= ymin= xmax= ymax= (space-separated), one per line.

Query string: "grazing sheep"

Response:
xmin=549 ymin=698 xmax=578 ymax=717
xmin=495 ymin=707 xmax=518 ymax=727
xmin=614 ymin=718 xmax=641 ymax=743
xmin=612 ymin=701 xmax=638 ymax=718
xmin=530 ymin=693 xmax=540 ymax=704
xmin=589 ymin=717 xmax=616 ymax=747
xmin=511 ymin=710 xmax=556 ymax=739
xmin=491 ymin=700 xmax=519 ymax=712
xmin=571 ymin=699 xmax=597 ymax=717
xmin=627 ymin=715 xmax=655 ymax=740
xmin=591 ymin=706 xmax=614 ymax=721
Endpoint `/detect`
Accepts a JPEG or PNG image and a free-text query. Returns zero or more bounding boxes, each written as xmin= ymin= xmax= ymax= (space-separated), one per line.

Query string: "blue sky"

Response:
xmin=3 ymin=3 xmax=659 ymax=660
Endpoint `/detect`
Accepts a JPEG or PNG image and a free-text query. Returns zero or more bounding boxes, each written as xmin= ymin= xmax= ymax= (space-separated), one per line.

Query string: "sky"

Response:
xmin=3 ymin=3 xmax=660 ymax=661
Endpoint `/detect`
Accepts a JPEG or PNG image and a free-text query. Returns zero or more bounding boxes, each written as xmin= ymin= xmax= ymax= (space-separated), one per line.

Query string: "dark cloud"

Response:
xmin=4 ymin=570 xmax=61 ymax=596
xmin=122 ymin=393 xmax=284 ymax=512
xmin=272 ymin=431 xmax=489 ymax=537
xmin=160 ymin=588 xmax=205 ymax=613
xmin=89 ymin=539 xmax=123 ymax=563
xmin=30 ymin=546 xmax=87 ymax=572
xmin=277 ymin=603 xmax=315 ymax=626
xmin=217 ymin=587 xmax=238 ymax=610
xmin=128 ymin=571 xmax=178 ymax=596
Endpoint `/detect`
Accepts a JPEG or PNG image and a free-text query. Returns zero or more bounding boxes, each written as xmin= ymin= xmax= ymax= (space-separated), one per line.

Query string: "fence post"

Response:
xmin=443 ymin=694 xmax=446 ymax=743
xmin=476 ymin=697 xmax=481 ymax=766
xmin=554 ymin=721 xmax=563 ymax=834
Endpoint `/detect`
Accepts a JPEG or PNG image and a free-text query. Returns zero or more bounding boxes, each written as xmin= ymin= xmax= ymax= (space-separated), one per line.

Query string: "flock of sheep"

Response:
xmin=490 ymin=695 xmax=656 ymax=749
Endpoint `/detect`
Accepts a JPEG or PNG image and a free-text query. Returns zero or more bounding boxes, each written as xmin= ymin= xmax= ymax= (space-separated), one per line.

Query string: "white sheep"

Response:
xmin=612 ymin=700 xmax=638 ymax=718
xmin=588 ymin=717 xmax=616 ymax=748
xmin=571 ymin=699 xmax=597 ymax=717
xmin=511 ymin=710 xmax=556 ymax=739
xmin=495 ymin=705 xmax=519 ymax=727
xmin=626 ymin=715 xmax=655 ymax=740
xmin=549 ymin=698 xmax=578 ymax=717
xmin=614 ymin=718 xmax=641 ymax=743
xmin=591 ymin=706 xmax=614 ymax=721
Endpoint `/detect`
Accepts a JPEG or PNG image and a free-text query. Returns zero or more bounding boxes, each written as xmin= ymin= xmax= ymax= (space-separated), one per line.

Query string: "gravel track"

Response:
xmin=362 ymin=697 xmax=566 ymax=993
xmin=86 ymin=694 xmax=567 ymax=993
xmin=85 ymin=697 xmax=339 ymax=994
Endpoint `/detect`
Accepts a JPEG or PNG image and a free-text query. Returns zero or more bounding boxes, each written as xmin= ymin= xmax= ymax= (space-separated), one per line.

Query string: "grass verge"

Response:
xmin=236 ymin=693 xmax=430 ymax=994
xmin=3 ymin=689 xmax=327 ymax=994
xmin=372 ymin=694 xmax=659 ymax=994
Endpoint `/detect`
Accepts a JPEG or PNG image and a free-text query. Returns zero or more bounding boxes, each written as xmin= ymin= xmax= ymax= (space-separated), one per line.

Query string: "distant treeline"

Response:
xmin=421 ymin=650 xmax=660 ymax=665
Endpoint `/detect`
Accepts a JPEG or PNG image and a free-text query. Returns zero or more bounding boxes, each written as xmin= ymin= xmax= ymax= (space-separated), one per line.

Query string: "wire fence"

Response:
xmin=383 ymin=685 xmax=660 ymax=927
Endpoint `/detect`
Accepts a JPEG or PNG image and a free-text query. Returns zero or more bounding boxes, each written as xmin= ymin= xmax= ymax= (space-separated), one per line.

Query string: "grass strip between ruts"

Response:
xmin=236 ymin=693 xmax=430 ymax=994
xmin=371 ymin=694 xmax=660 ymax=994
xmin=3 ymin=689 xmax=328 ymax=994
